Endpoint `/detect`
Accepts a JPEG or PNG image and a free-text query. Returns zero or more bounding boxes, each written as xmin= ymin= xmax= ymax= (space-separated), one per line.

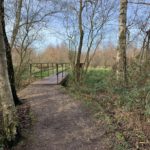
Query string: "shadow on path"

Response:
xmin=13 ymin=84 xmax=112 ymax=150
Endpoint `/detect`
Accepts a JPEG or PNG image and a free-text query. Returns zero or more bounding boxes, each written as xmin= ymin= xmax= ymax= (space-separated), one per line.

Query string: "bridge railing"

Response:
xmin=29 ymin=63 xmax=70 ymax=83
xmin=55 ymin=63 xmax=70 ymax=84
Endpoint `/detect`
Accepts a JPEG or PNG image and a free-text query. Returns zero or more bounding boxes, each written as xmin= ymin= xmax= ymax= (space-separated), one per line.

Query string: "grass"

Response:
xmin=32 ymin=67 xmax=64 ymax=78
xmin=68 ymin=67 xmax=150 ymax=149
xmin=69 ymin=67 xmax=111 ymax=96
xmin=83 ymin=68 xmax=111 ymax=93
xmin=33 ymin=69 xmax=54 ymax=78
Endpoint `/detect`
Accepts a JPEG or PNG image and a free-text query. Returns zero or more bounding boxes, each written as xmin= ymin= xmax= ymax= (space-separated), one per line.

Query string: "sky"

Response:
xmin=33 ymin=0 xmax=150 ymax=52
xmin=5 ymin=0 xmax=150 ymax=53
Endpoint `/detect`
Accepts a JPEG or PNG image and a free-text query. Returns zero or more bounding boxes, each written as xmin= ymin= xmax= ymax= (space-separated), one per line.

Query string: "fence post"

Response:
xmin=62 ymin=64 xmax=64 ymax=77
xmin=50 ymin=63 xmax=54 ymax=74
xmin=29 ymin=64 xmax=32 ymax=83
xmin=56 ymin=64 xmax=58 ymax=84
xmin=52 ymin=63 xmax=54 ymax=75
xmin=40 ymin=63 xmax=42 ymax=79
xmin=48 ymin=63 xmax=50 ymax=76
xmin=30 ymin=64 xmax=32 ymax=77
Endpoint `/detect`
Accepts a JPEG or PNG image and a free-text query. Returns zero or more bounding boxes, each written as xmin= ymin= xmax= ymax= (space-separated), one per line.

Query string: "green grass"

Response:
xmin=82 ymin=68 xmax=150 ymax=113
xmin=68 ymin=67 xmax=150 ymax=149
xmin=68 ymin=68 xmax=113 ymax=114
xmin=33 ymin=69 xmax=54 ymax=78
xmin=68 ymin=68 xmax=131 ymax=149
xmin=68 ymin=68 xmax=109 ymax=97
xmin=84 ymin=68 xmax=111 ymax=91
xmin=32 ymin=67 xmax=63 ymax=78
xmin=71 ymin=68 xmax=112 ymax=96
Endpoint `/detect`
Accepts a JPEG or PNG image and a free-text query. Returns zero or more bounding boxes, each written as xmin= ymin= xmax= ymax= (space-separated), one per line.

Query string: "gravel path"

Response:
xmin=13 ymin=84 xmax=112 ymax=150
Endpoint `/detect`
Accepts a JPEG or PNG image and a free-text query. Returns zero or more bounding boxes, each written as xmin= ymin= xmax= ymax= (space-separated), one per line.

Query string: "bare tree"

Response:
xmin=13 ymin=0 xmax=43 ymax=88
xmin=128 ymin=1 xmax=150 ymax=6
xmin=138 ymin=29 xmax=150 ymax=64
xmin=75 ymin=0 xmax=84 ymax=82
xmin=5 ymin=0 xmax=62 ymax=89
xmin=83 ymin=0 xmax=115 ymax=73
xmin=63 ymin=0 xmax=116 ymax=82
xmin=2 ymin=0 xmax=24 ymax=105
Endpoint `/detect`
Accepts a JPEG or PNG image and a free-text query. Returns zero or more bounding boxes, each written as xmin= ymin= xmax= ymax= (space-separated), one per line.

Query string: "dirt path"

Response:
xmin=13 ymin=84 xmax=112 ymax=150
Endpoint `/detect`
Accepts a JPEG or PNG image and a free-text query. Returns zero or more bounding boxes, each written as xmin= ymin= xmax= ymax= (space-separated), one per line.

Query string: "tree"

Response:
xmin=128 ymin=1 xmax=150 ymax=6
xmin=3 ymin=0 xmax=23 ymax=105
xmin=63 ymin=0 xmax=116 ymax=82
xmin=10 ymin=0 xmax=23 ymax=49
xmin=116 ymin=0 xmax=128 ymax=85
xmin=0 ymin=0 xmax=17 ymax=141
xmin=75 ymin=0 xmax=84 ymax=82
xmin=8 ymin=0 xmax=62 ymax=88
xmin=140 ymin=29 xmax=150 ymax=62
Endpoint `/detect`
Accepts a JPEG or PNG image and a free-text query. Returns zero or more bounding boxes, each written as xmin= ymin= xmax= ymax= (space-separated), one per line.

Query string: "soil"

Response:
xmin=12 ymin=84 xmax=113 ymax=150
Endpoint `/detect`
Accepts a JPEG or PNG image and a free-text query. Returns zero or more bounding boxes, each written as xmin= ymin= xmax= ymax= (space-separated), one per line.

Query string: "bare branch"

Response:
xmin=128 ymin=1 xmax=150 ymax=6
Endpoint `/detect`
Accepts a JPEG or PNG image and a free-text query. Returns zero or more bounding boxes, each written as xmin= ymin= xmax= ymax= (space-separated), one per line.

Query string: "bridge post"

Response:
xmin=40 ymin=64 xmax=42 ymax=79
xmin=62 ymin=64 xmax=64 ymax=78
xmin=48 ymin=63 xmax=50 ymax=76
xmin=30 ymin=64 xmax=32 ymax=77
xmin=29 ymin=64 xmax=32 ymax=83
xmin=52 ymin=63 xmax=54 ymax=75
xmin=56 ymin=64 xmax=58 ymax=84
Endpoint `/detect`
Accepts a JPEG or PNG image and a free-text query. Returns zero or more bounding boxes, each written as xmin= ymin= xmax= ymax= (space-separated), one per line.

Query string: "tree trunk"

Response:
xmin=1 ymin=1 xmax=21 ymax=105
xmin=0 ymin=0 xmax=17 ymax=141
xmin=145 ymin=30 xmax=150 ymax=61
xmin=10 ymin=0 xmax=23 ymax=49
xmin=75 ymin=0 xmax=84 ymax=82
xmin=116 ymin=0 xmax=128 ymax=85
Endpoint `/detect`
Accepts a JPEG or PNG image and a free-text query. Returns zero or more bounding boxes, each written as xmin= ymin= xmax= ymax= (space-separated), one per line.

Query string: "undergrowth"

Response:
xmin=68 ymin=66 xmax=150 ymax=149
xmin=0 ymin=103 xmax=32 ymax=150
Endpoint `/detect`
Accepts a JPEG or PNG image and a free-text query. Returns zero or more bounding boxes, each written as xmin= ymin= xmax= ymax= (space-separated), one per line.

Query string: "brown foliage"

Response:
xmin=39 ymin=44 xmax=69 ymax=63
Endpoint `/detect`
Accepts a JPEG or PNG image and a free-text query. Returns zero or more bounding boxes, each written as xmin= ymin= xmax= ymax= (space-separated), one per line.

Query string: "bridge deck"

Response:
xmin=32 ymin=72 xmax=68 ymax=85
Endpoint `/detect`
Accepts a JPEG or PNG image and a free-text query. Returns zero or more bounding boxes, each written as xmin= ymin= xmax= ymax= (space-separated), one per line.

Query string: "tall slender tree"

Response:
xmin=10 ymin=0 xmax=23 ymax=49
xmin=75 ymin=0 xmax=84 ymax=82
xmin=63 ymin=0 xmax=116 ymax=83
xmin=0 ymin=0 xmax=17 ymax=141
xmin=116 ymin=0 xmax=128 ymax=85
xmin=2 ymin=0 xmax=22 ymax=105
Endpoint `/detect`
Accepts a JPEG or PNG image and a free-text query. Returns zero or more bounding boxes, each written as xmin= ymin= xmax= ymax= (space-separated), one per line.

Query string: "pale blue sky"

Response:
xmin=33 ymin=1 xmax=150 ymax=52
xmin=5 ymin=0 xmax=150 ymax=53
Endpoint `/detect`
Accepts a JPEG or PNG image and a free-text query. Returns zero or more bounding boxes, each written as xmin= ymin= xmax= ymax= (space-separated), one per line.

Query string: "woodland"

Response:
xmin=0 ymin=0 xmax=150 ymax=149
